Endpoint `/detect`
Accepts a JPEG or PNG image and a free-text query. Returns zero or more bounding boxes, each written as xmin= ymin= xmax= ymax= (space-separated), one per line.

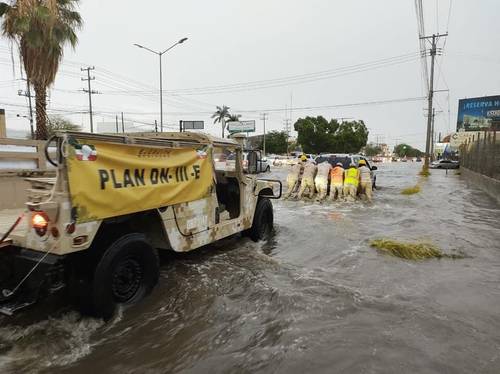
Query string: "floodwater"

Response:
xmin=1 ymin=163 xmax=500 ymax=373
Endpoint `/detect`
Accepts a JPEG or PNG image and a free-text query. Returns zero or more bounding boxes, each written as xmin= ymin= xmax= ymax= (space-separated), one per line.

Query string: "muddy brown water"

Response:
xmin=1 ymin=163 xmax=500 ymax=373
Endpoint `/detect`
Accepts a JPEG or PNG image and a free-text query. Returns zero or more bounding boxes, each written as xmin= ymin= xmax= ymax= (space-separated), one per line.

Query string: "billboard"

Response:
xmin=182 ymin=121 xmax=204 ymax=130
xmin=227 ymin=120 xmax=256 ymax=133
xmin=457 ymin=95 xmax=500 ymax=132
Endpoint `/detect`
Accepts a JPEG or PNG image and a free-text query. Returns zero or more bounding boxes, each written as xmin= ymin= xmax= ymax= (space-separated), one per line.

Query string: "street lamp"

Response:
xmin=133 ymin=37 xmax=188 ymax=131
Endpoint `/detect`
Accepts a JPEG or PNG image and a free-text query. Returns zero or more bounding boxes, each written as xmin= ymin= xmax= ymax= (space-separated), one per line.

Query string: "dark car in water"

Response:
xmin=314 ymin=153 xmax=378 ymax=188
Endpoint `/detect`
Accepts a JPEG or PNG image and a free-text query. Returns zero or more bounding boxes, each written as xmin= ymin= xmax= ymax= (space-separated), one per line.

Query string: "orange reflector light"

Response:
xmin=32 ymin=212 xmax=49 ymax=236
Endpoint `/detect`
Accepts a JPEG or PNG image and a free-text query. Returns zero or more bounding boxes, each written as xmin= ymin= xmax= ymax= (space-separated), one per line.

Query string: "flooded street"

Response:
xmin=1 ymin=163 xmax=500 ymax=373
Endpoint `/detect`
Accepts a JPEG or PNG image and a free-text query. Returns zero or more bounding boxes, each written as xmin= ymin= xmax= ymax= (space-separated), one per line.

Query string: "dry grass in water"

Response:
xmin=401 ymin=185 xmax=421 ymax=195
xmin=370 ymin=239 xmax=464 ymax=260
xmin=419 ymin=167 xmax=431 ymax=177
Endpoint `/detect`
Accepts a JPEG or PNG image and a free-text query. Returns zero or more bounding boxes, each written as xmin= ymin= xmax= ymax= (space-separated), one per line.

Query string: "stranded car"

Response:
xmin=314 ymin=153 xmax=378 ymax=188
xmin=0 ymin=132 xmax=281 ymax=318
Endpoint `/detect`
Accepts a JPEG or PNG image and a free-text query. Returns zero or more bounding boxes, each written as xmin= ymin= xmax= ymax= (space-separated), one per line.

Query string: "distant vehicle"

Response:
xmin=314 ymin=153 xmax=378 ymax=188
xmin=416 ymin=157 xmax=422 ymax=162
xmin=430 ymin=159 xmax=460 ymax=169
xmin=235 ymin=152 xmax=270 ymax=172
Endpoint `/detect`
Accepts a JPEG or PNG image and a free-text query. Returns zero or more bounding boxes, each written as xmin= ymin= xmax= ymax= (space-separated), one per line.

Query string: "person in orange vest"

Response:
xmin=329 ymin=162 xmax=345 ymax=200
xmin=343 ymin=162 xmax=360 ymax=201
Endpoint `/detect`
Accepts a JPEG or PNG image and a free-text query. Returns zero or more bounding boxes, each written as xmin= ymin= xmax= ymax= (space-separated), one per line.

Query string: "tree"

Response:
xmin=212 ymin=105 xmax=230 ymax=138
xmin=393 ymin=143 xmax=423 ymax=158
xmin=294 ymin=116 xmax=368 ymax=154
xmin=364 ymin=143 xmax=382 ymax=157
xmin=1 ymin=0 xmax=82 ymax=140
xmin=263 ymin=131 xmax=288 ymax=154
xmin=47 ymin=115 xmax=80 ymax=136
xmin=227 ymin=114 xmax=241 ymax=122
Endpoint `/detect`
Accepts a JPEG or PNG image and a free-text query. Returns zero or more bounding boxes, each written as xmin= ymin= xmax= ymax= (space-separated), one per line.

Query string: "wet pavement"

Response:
xmin=1 ymin=163 xmax=500 ymax=373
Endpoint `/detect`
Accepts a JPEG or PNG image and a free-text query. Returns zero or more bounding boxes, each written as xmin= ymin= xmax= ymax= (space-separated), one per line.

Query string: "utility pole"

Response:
xmin=81 ymin=66 xmax=99 ymax=133
xmin=430 ymin=109 xmax=443 ymax=161
xmin=420 ymin=33 xmax=447 ymax=168
xmin=283 ymin=118 xmax=291 ymax=156
xmin=155 ymin=120 xmax=158 ymax=133
xmin=121 ymin=112 xmax=125 ymax=133
xmin=17 ymin=80 xmax=34 ymax=139
xmin=115 ymin=115 xmax=119 ymax=133
xmin=261 ymin=113 xmax=268 ymax=156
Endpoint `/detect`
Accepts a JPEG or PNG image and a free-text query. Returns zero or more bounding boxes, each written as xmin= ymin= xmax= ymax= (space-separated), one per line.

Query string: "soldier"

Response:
xmin=358 ymin=159 xmax=373 ymax=202
xmin=314 ymin=161 xmax=332 ymax=201
xmin=343 ymin=162 xmax=360 ymax=201
xmin=284 ymin=156 xmax=305 ymax=199
xmin=297 ymin=160 xmax=317 ymax=200
xmin=329 ymin=162 xmax=345 ymax=200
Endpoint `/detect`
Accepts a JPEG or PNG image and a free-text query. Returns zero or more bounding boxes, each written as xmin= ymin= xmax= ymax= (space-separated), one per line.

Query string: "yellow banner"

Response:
xmin=66 ymin=138 xmax=213 ymax=222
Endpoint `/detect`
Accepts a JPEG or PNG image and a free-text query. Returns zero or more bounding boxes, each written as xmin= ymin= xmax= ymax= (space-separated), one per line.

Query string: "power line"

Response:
xmin=92 ymin=52 xmax=422 ymax=96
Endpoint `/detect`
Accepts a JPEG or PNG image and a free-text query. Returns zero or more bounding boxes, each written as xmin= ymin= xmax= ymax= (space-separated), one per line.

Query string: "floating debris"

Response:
xmin=370 ymin=239 xmax=465 ymax=260
xmin=401 ymin=185 xmax=421 ymax=195
xmin=419 ymin=167 xmax=431 ymax=177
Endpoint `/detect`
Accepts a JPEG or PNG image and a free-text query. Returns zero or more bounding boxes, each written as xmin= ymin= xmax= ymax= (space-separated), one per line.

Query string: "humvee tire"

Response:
xmin=91 ymin=233 xmax=159 ymax=319
xmin=249 ymin=198 xmax=274 ymax=241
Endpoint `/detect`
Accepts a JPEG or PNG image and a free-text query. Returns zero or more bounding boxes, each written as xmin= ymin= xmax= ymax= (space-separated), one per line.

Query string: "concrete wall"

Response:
xmin=0 ymin=172 xmax=31 ymax=210
xmin=461 ymin=167 xmax=500 ymax=204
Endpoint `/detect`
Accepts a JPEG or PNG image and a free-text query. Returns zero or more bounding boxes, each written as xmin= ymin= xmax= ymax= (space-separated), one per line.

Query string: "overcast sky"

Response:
xmin=1 ymin=0 xmax=499 ymax=149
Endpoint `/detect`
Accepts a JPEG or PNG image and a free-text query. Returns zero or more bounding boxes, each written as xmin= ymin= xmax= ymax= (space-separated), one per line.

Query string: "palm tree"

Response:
xmin=1 ymin=0 xmax=83 ymax=139
xmin=212 ymin=105 xmax=231 ymax=138
xmin=227 ymin=114 xmax=241 ymax=122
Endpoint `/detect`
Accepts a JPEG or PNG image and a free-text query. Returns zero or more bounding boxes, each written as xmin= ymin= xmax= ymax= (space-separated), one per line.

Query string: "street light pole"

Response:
xmin=134 ymin=37 xmax=188 ymax=132
xmin=159 ymin=53 xmax=163 ymax=132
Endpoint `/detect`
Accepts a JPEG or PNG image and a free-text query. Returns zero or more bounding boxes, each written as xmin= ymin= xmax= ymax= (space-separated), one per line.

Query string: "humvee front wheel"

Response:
xmin=249 ymin=198 xmax=274 ymax=241
xmin=91 ymin=233 xmax=159 ymax=319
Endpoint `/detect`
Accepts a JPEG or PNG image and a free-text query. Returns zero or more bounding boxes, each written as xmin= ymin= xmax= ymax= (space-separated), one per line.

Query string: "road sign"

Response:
xmin=227 ymin=120 xmax=256 ymax=133
xmin=182 ymin=121 xmax=204 ymax=130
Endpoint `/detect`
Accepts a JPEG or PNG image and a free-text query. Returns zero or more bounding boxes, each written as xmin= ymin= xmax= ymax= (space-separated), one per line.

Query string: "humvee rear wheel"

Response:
xmin=91 ymin=233 xmax=159 ymax=319
xmin=249 ymin=198 xmax=274 ymax=241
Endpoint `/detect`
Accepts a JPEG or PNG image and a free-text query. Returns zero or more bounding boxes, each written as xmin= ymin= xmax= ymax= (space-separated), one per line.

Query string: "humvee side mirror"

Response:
xmin=247 ymin=150 xmax=259 ymax=174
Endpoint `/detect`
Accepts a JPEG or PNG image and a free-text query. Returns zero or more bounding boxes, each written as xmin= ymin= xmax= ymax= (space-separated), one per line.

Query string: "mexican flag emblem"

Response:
xmin=75 ymin=144 xmax=97 ymax=161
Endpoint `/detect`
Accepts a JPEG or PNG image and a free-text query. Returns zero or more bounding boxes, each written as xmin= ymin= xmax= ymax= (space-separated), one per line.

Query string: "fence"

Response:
xmin=0 ymin=138 xmax=55 ymax=170
xmin=459 ymin=131 xmax=500 ymax=181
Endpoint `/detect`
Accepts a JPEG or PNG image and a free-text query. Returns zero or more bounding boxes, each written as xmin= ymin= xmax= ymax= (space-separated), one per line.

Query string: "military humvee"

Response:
xmin=0 ymin=131 xmax=281 ymax=318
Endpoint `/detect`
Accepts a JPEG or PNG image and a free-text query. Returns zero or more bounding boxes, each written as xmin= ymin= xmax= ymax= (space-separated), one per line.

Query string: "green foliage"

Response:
xmin=46 ymin=115 xmax=80 ymax=136
xmin=1 ymin=0 xmax=83 ymax=140
xmin=264 ymin=131 xmax=288 ymax=154
xmin=393 ymin=143 xmax=423 ymax=158
xmin=364 ymin=143 xmax=382 ymax=157
xmin=227 ymin=114 xmax=241 ymax=122
xmin=294 ymin=116 xmax=368 ymax=154
xmin=211 ymin=105 xmax=230 ymax=137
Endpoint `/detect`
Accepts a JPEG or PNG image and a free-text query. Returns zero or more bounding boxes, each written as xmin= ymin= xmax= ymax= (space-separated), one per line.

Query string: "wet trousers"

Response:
xmin=330 ymin=184 xmax=344 ymax=200
xmin=314 ymin=176 xmax=329 ymax=200
xmin=343 ymin=184 xmax=358 ymax=200
xmin=360 ymin=181 xmax=373 ymax=201
xmin=285 ymin=176 xmax=299 ymax=198
xmin=297 ymin=177 xmax=315 ymax=199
